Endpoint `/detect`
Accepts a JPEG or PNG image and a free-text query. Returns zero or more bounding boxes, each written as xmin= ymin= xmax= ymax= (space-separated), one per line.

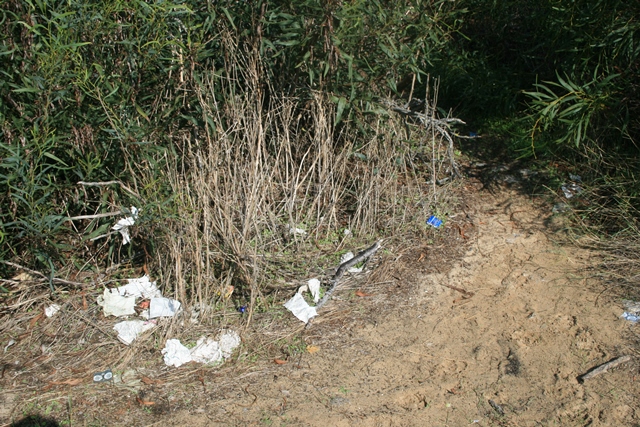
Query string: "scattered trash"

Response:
xmin=284 ymin=293 xmax=317 ymax=324
xmin=339 ymin=252 xmax=363 ymax=273
xmin=621 ymin=300 xmax=640 ymax=323
xmin=426 ymin=215 xmax=443 ymax=228
xmin=149 ymin=297 xmax=181 ymax=318
xmin=561 ymin=183 xmax=582 ymax=199
xmin=114 ymin=320 xmax=157 ymax=345
xmin=238 ymin=306 xmax=247 ymax=313
xmin=118 ymin=275 xmax=162 ymax=299
xmin=162 ymin=339 xmax=192 ymax=367
xmin=469 ymin=131 xmax=478 ymax=137
xmin=4 ymin=339 xmax=16 ymax=353
xmin=621 ymin=312 xmax=640 ymax=323
xmin=190 ymin=337 xmax=222 ymax=364
xmin=112 ymin=206 xmax=138 ymax=245
xmin=97 ymin=288 xmax=136 ymax=317
xmin=343 ymin=229 xmax=352 ymax=236
xmin=162 ymin=331 xmax=241 ymax=367
xmin=569 ymin=174 xmax=582 ymax=182
xmin=287 ymin=225 xmax=307 ymax=236
xmin=93 ymin=369 xmax=113 ymax=383
xmin=307 ymin=278 xmax=321 ymax=303
xmin=552 ymin=203 xmax=570 ymax=214
xmin=578 ymin=355 xmax=632 ymax=383
xmin=44 ymin=304 xmax=61 ymax=317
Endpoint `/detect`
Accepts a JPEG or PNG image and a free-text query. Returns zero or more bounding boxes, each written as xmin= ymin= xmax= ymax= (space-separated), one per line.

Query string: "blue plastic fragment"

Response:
xmin=426 ymin=215 xmax=443 ymax=228
xmin=621 ymin=312 xmax=640 ymax=323
xmin=238 ymin=306 xmax=247 ymax=314
xmin=469 ymin=131 xmax=478 ymax=137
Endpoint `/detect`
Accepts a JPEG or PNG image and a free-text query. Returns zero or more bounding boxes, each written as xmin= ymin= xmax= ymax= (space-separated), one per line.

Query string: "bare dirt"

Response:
xmin=2 ymin=171 xmax=639 ymax=427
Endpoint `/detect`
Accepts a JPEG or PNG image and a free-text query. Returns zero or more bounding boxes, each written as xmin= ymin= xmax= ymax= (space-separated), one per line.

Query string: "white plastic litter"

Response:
xmin=149 ymin=297 xmax=181 ymax=318
xmin=284 ymin=293 xmax=317 ymax=324
xmin=307 ymin=278 xmax=321 ymax=303
xmin=190 ymin=337 xmax=222 ymax=364
xmin=45 ymin=304 xmax=61 ymax=317
xmin=112 ymin=206 xmax=138 ymax=245
xmin=118 ymin=275 xmax=162 ymax=299
xmin=340 ymin=252 xmax=363 ymax=273
xmin=162 ymin=339 xmax=192 ymax=367
xmin=288 ymin=225 xmax=307 ymax=235
xmin=113 ymin=320 xmax=156 ymax=345
xmin=163 ymin=331 xmax=241 ymax=367
xmin=97 ymin=288 xmax=136 ymax=317
xmin=218 ymin=330 xmax=241 ymax=358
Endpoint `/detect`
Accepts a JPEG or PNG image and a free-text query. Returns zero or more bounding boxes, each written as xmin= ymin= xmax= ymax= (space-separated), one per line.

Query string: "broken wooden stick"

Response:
xmin=315 ymin=239 xmax=383 ymax=310
xmin=578 ymin=355 xmax=632 ymax=383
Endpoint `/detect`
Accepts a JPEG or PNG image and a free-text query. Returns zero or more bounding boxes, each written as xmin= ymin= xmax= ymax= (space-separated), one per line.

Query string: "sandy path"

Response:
xmin=174 ymin=184 xmax=637 ymax=426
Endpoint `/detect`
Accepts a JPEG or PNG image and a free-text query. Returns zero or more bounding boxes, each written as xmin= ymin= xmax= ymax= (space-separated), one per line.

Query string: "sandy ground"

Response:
xmin=1 ymin=172 xmax=638 ymax=426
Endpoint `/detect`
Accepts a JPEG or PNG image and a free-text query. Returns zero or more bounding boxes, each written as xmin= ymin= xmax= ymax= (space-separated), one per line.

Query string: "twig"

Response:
xmin=77 ymin=180 xmax=140 ymax=198
xmin=66 ymin=211 xmax=125 ymax=221
xmin=439 ymin=283 xmax=475 ymax=298
xmin=315 ymin=240 xmax=383 ymax=310
xmin=578 ymin=355 xmax=632 ymax=383
xmin=0 ymin=261 xmax=87 ymax=288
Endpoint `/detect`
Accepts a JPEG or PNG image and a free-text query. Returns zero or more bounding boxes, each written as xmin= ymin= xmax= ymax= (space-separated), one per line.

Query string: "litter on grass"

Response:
xmin=427 ymin=215 xmax=443 ymax=228
xmin=45 ymin=304 xmax=61 ymax=317
xmin=118 ymin=275 xmax=162 ymax=299
xmin=114 ymin=320 xmax=157 ymax=345
xmin=93 ymin=369 xmax=113 ymax=383
xmin=97 ymin=288 xmax=136 ymax=317
xmin=561 ymin=183 xmax=582 ymax=199
xmin=284 ymin=293 xmax=317 ymax=324
xmin=149 ymin=297 xmax=181 ymax=318
xmin=112 ymin=206 xmax=138 ymax=245
xmin=162 ymin=331 xmax=241 ymax=367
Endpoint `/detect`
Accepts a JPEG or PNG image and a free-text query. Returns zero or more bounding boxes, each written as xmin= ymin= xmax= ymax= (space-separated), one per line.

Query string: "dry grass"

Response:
xmin=144 ymin=39 xmax=462 ymax=323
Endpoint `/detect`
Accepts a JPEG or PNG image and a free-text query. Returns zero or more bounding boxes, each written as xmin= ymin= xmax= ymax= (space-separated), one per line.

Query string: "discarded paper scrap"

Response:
xmin=97 ymin=288 xmax=136 ymax=317
xmin=112 ymin=206 xmax=138 ymax=245
xmin=45 ymin=304 xmax=61 ymax=318
xmin=114 ymin=320 xmax=156 ymax=345
xmin=162 ymin=331 xmax=241 ymax=367
xmin=284 ymin=293 xmax=317 ymax=324
xmin=118 ymin=275 xmax=162 ymax=299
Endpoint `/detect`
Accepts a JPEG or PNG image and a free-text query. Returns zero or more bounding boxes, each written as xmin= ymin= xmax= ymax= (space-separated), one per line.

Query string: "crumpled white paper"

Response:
xmin=340 ymin=251 xmax=363 ymax=273
xmin=190 ymin=337 xmax=222 ymax=364
xmin=284 ymin=293 xmax=317 ymax=323
xmin=162 ymin=339 xmax=192 ymax=367
xmin=112 ymin=207 xmax=138 ymax=245
xmin=163 ymin=331 xmax=241 ymax=367
xmin=97 ymin=288 xmax=136 ymax=317
xmin=45 ymin=304 xmax=61 ymax=317
xmin=149 ymin=297 xmax=181 ymax=318
xmin=287 ymin=225 xmax=307 ymax=235
xmin=113 ymin=320 xmax=156 ymax=345
xmin=118 ymin=275 xmax=162 ymax=299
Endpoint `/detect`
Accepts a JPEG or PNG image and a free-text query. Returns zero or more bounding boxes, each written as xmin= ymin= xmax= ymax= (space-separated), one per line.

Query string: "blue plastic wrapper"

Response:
xmin=238 ymin=306 xmax=247 ymax=314
xmin=426 ymin=215 xmax=443 ymax=228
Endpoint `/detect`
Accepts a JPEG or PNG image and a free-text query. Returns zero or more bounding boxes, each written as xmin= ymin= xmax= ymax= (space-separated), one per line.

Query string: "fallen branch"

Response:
xmin=315 ymin=239 xmax=383 ymax=310
xmin=1 ymin=261 xmax=87 ymax=288
xmin=578 ymin=355 xmax=632 ymax=383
